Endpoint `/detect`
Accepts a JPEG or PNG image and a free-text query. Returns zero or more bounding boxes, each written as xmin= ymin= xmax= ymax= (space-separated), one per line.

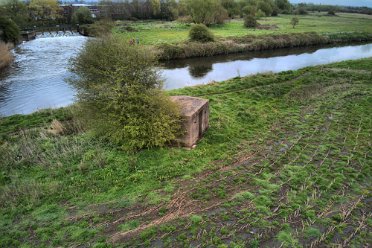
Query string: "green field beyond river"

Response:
xmin=116 ymin=13 xmax=372 ymax=45
xmin=1 ymin=58 xmax=371 ymax=247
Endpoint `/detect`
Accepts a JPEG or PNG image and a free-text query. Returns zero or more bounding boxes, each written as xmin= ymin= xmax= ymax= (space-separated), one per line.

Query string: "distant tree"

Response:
xmin=178 ymin=0 xmax=189 ymax=16
xmin=290 ymin=16 xmax=299 ymax=28
xmin=221 ymin=0 xmax=239 ymax=18
xmin=1 ymin=0 xmax=28 ymax=28
xmin=0 ymin=16 xmax=20 ymax=43
xmin=244 ymin=14 xmax=258 ymax=28
xmin=275 ymin=0 xmax=291 ymax=13
xmin=258 ymin=1 xmax=273 ymax=16
xmin=189 ymin=24 xmax=214 ymax=42
xmin=72 ymin=7 xmax=93 ymax=24
xmin=214 ymin=4 xmax=229 ymax=24
xmin=242 ymin=5 xmax=256 ymax=16
xmin=29 ymin=0 xmax=61 ymax=21
xmin=150 ymin=0 xmax=161 ymax=16
xmin=70 ymin=36 xmax=181 ymax=151
xmin=256 ymin=9 xmax=266 ymax=18
xmin=160 ymin=0 xmax=179 ymax=21
xmin=186 ymin=0 xmax=228 ymax=25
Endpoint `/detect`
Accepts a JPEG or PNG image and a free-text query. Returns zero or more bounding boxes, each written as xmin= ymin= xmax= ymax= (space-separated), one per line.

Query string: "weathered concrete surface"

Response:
xmin=171 ymin=96 xmax=209 ymax=147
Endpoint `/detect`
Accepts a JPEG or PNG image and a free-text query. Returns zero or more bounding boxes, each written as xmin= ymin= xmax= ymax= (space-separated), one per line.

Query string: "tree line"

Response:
xmin=99 ymin=0 xmax=293 ymax=23
xmin=294 ymin=3 xmax=372 ymax=15
xmin=0 ymin=0 xmax=293 ymax=30
xmin=2 ymin=0 xmax=372 ymax=43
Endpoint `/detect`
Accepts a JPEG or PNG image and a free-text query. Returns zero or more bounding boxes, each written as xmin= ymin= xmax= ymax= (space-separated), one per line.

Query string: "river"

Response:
xmin=0 ymin=34 xmax=87 ymax=116
xmin=0 ymin=36 xmax=372 ymax=116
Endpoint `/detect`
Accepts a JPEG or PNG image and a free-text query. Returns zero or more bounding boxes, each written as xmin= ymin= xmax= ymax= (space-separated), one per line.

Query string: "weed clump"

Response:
xmin=189 ymin=24 xmax=215 ymax=43
xmin=244 ymin=15 xmax=258 ymax=28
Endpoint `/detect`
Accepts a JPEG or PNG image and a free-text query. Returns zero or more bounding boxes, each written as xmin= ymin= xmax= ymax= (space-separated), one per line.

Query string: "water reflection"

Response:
xmin=160 ymin=43 xmax=372 ymax=89
xmin=189 ymin=64 xmax=213 ymax=78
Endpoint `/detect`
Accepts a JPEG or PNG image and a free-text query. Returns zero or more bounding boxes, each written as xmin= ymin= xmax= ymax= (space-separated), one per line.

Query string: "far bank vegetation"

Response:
xmin=157 ymin=32 xmax=372 ymax=60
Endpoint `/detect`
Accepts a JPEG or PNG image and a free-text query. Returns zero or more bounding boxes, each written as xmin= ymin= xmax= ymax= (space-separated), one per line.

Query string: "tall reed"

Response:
xmin=0 ymin=42 xmax=13 ymax=71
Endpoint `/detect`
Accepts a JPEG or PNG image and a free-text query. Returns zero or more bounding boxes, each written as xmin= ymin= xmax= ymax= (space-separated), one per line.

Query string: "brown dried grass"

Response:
xmin=0 ymin=42 xmax=13 ymax=70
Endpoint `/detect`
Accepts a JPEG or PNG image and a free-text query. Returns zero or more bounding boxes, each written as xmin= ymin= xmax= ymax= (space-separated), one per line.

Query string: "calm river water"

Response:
xmin=161 ymin=43 xmax=372 ymax=89
xmin=0 ymin=36 xmax=372 ymax=116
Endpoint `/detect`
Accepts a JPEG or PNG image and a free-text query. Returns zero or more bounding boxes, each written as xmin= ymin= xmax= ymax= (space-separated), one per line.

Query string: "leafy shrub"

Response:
xmin=81 ymin=19 xmax=114 ymax=37
xmin=242 ymin=5 xmax=256 ymax=16
xmin=70 ymin=36 xmax=181 ymax=150
xmin=328 ymin=10 xmax=336 ymax=15
xmin=0 ymin=16 xmax=20 ymax=43
xmin=189 ymin=24 xmax=214 ymax=42
xmin=244 ymin=15 xmax=258 ymax=28
xmin=256 ymin=9 xmax=266 ymax=19
xmin=157 ymin=43 xmax=185 ymax=60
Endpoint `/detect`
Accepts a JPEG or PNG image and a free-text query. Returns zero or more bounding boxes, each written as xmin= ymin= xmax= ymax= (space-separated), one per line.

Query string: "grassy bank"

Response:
xmin=1 ymin=58 xmax=371 ymax=246
xmin=0 ymin=42 xmax=13 ymax=71
xmin=157 ymin=32 xmax=372 ymax=60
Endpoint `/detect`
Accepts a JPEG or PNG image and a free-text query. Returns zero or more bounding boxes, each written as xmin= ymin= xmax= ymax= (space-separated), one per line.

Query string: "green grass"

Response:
xmin=115 ymin=13 xmax=372 ymax=45
xmin=1 ymin=58 xmax=372 ymax=247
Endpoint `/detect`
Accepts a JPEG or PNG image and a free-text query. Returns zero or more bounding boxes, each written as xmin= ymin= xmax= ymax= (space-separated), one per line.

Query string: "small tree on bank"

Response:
xmin=189 ymin=24 xmax=215 ymax=42
xmin=70 ymin=36 xmax=181 ymax=150
xmin=291 ymin=17 xmax=299 ymax=29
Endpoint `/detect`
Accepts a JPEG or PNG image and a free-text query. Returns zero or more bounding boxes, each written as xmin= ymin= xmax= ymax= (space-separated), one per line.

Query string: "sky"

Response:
xmin=290 ymin=0 xmax=372 ymax=7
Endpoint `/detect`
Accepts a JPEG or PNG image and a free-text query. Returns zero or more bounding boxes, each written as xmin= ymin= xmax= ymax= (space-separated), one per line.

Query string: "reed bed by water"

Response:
xmin=157 ymin=32 xmax=372 ymax=60
xmin=0 ymin=42 xmax=13 ymax=71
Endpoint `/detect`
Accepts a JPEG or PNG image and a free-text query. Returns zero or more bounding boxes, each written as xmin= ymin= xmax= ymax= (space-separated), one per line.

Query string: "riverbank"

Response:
xmin=157 ymin=32 xmax=372 ymax=60
xmin=0 ymin=42 xmax=13 ymax=71
xmin=115 ymin=13 xmax=372 ymax=60
xmin=1 ymin=58 xmax=371 ymax=247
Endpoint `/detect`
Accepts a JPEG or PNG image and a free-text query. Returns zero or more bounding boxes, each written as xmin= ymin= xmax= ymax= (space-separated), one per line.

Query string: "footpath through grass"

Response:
xmin=1 ymin=58 xmax=372 ymax=247
xmin=115 ymin=13 xmax=372 ymax=45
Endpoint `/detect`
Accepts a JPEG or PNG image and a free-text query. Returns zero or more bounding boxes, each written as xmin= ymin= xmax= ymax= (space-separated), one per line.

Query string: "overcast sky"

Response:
xmin=290 ymin=0 xmax=372 ymax=7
